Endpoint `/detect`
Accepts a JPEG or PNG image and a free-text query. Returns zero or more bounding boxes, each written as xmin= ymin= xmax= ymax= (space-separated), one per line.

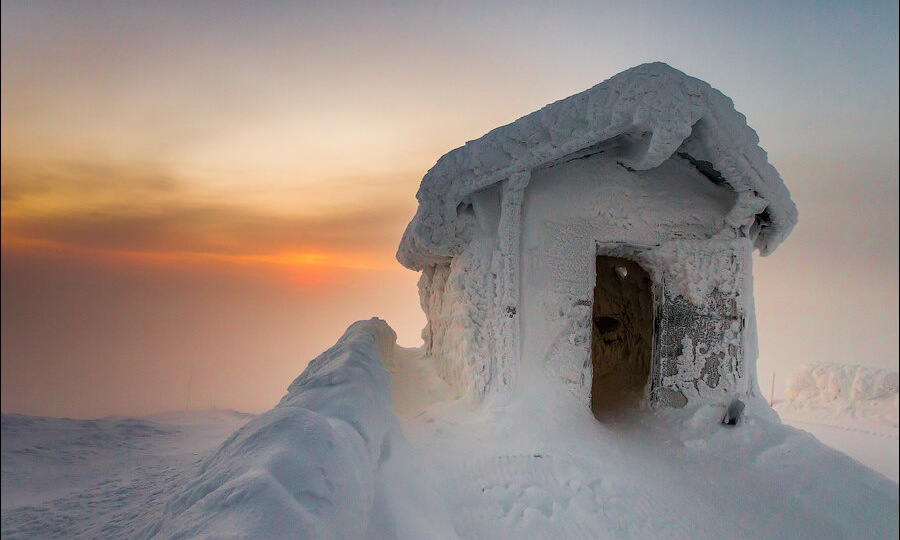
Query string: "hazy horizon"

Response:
xmin=2 ymin=1 xmax=897 ymax=418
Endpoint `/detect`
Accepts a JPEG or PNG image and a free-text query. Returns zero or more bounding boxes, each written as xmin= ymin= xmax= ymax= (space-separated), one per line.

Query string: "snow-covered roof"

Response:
xmin=398 ymin=62 xmax=797 ymax=270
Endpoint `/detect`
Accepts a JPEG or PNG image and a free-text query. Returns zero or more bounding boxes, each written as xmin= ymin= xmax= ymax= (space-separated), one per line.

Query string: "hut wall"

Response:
xmin=518 ymin=151 xmax=748 ymax=406
xmin=417 ymin=226 xmax=504 ymax=401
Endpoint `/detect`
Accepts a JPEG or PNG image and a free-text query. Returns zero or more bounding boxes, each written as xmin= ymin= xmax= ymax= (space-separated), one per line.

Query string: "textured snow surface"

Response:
xmin=3 ymin=324 xmax=897 ymax=539
xmin=395 ymin=348 xmax=898 ymax=540
xmin=1 ymin=409 xmax=253 ymax=539
xmin=398 ymin=62 xmax=797 ymax=270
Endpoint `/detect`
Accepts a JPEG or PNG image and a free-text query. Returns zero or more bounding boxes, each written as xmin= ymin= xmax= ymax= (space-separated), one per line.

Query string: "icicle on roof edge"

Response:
xmin=397 ymin=62 xmax=798 ymax=271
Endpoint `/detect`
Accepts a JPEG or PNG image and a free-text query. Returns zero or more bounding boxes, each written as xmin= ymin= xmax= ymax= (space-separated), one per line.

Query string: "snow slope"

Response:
xmin=1 ymin=409 xmax=252 ymax=539
xmin=3 ymin=322 xmax=898 ymax=539
xmin=145 ymin=318 xmax=454 ymax=540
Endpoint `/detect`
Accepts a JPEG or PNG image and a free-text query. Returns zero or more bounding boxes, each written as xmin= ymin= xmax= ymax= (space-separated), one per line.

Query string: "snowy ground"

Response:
xmin=776 ymin=408 xmax=898 ymax=482
xmin=1 ymin=410 xmax=253 ymax=539
xmin=2 ymin=323 xmax=897 ymax=539
xmin=773 ymin=363 xmax=899 ymax=482
xmin=391 ymin=346 xmax=899 ymax=540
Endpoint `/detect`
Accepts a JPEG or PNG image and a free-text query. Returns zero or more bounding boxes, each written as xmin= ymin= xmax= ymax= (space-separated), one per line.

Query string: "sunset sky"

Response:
xmin=2 ymin=1 xmax=897 ymax=418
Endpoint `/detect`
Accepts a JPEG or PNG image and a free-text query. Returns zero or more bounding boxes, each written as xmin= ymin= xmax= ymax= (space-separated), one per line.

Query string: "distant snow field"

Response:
xmin=2 ymin=323 xmax=898 ymax=539
xmin=774 ymin=363 xmax=899 ymax=482
xmin=1 ymin=410 xmax=253 ymax=539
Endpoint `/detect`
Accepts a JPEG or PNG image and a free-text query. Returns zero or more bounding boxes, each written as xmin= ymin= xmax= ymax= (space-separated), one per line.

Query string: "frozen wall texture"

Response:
xmin=417 ymin=236 xmax=501 ymax=400
xmin=645 ymin=239 xmax=752 ymax=407
xmin=519 ymin=151 xmax=742 ymax=404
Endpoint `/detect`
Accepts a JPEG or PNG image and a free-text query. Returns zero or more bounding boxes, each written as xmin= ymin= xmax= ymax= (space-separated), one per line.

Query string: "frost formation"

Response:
xmin=398 ymin=63 xmax=797 ymax=408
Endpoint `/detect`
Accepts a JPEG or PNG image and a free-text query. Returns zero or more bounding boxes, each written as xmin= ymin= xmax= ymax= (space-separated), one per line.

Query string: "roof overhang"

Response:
xmin=398 ymin=62 xmax=797 ymax=271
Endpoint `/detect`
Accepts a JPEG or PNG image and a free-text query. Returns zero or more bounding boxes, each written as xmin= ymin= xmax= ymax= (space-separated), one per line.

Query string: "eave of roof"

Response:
xmin=397 ymin=62 xmax=797 ymax=271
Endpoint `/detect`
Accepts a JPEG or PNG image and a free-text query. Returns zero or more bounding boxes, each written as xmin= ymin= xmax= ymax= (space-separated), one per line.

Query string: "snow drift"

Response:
xmin=785 ymin=363 xmax=899 ymax=404
xmin=1 ymin=410 xmax=253 ymax=539
xmin=148 ymin=318 xmax=897 ymax=539
xmin=779 ymin=363 xmax=899 ymax=427
xmin=145 ymin=318 xmax=453 ymax=540
xmin=774 ymin=363 xmax=899 ymax=482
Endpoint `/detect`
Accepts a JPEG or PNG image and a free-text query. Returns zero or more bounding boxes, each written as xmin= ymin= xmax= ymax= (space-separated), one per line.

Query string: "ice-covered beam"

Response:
xmin=496 ymin=171 xmax=530 ymax=391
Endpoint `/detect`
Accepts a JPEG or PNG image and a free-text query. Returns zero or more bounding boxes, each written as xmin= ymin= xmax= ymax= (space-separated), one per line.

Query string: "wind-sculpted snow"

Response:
xmin=777 ymin=363 xmax=899 ymax=429
xmin=775 ymin=364 xmax=899 ymax=482
xmin=398 ymin=62 xmax=797 ymax=269
xmin=145 ymin=318 xmax=429 ymax=540
xmin=1 ymin=410 xmax=253 ymax=540
xmin=785 ymin=363 xmax=899 ymax=404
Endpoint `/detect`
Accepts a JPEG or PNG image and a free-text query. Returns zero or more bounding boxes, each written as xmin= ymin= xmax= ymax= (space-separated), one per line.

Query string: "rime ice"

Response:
xmin=398 ymin=62 xmax=798 ymax=412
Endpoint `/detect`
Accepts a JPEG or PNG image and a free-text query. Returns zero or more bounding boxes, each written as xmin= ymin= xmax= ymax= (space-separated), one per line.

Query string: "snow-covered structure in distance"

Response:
xmin=398 ymin=62 xmax=798 ymax=415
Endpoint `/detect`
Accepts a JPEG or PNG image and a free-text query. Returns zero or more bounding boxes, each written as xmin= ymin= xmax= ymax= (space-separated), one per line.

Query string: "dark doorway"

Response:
xmin=590 ymin=256 xmax=654 ymax=418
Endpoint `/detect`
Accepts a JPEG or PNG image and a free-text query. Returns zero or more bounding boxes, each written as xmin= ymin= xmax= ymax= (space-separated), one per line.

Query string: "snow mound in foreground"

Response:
xmin=779 ymin=364 xmax=899 ymax=427
xmin=4 ymin=322 xmax=897 ymax=539
xmin=145 ymin=318 xmax=452 ymax=540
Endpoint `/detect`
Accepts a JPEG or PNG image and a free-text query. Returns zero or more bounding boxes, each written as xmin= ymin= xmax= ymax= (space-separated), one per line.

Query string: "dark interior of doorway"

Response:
xmin=590 ymin=256 xmax=654 ymax=419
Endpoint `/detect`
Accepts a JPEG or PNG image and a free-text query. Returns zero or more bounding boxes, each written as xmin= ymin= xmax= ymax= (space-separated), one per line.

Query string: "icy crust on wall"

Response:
xmin=648 ymin=239 xmax=752 ymax=406
xmin=398 ymin=62 xmax=797 ymax=270
xmin=649 ymin=240 xmax=750 ymax=407
xmin=146 ymin=319 xmax=400 ymax=540
xmin=641 ymin=238 xmax=749 ymax=305
xmin=418 ymin=235 xmax=504 ymax=400
xmin=516 ymin=153 xmax=754 ymax=408
xmin=537 ymin=238 xmax=753 ymax=407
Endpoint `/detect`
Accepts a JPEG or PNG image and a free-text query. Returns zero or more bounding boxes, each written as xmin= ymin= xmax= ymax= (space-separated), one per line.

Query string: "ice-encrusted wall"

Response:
xmin=400 ymin=64 xmax=795 ymax=409
xmin=418 ymin=149 xmax=758 ymax=408
xmin=418 ymin=179 xmax=530 ymax=401
xmin=644 ymin=239 xmax=752 ymax=407
xmin=519 ymin=152 xmax=751 ymax=406
xmin=418 ymin=232 xmax=505 ymax=401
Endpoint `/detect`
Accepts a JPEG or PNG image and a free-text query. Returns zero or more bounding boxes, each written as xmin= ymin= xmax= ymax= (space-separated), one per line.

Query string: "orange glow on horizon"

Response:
xmin=0 ymin=233 xmax=396 ymax=283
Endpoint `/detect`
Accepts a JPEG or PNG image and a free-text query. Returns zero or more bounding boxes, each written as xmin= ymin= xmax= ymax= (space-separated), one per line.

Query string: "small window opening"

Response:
xmin=455 ymin=200 xmax=474 ymax=217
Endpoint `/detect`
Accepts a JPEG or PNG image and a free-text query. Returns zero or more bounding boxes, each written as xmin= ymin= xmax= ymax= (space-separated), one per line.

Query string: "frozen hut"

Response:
xmin=397 ymin=63 xmax=797 ymax=416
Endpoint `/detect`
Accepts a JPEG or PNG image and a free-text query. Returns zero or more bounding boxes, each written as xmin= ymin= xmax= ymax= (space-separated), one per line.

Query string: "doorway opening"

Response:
xmin=590 ymin=256 xmax=654 ymax=419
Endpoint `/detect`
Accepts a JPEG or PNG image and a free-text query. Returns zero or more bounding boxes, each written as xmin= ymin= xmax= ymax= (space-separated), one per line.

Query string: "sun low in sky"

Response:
xmin=2 ymin=1 xmax=897 ymax=418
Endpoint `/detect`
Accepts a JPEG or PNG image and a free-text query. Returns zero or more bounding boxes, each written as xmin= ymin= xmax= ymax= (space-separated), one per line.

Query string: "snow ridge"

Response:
xmin=145 ymin=319 xmax=399 ymax=540
xmin=786 ymin=363 xmax=899 ymax=404
xmin=779 ymin=363 xmax=899 ymax=428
